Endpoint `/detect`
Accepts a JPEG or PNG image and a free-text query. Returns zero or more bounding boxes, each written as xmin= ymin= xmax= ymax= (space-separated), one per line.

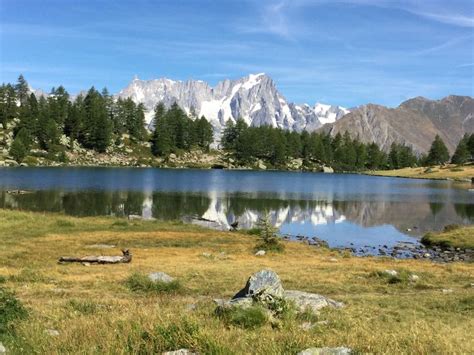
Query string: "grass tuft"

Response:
xmin=218 ymin=305 xmax=268 ymax=329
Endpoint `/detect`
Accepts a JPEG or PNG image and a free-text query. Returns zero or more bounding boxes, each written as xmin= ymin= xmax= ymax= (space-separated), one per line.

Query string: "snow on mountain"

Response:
xmin=116 ymin=73 xmax=349 ymax=132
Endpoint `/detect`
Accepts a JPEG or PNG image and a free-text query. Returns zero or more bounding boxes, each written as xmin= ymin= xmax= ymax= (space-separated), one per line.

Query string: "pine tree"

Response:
xmin=83 ymin=87 xmax=112 ymax=152
xmin=195 ymin=116 xmax=213 ymax=151
xmin=151 ymin=103 xmax=172 ymax=157
xmin=65 ymin=95 xmax=85 ymax=143
xmin=0 ymin=84 xmax=17 ymax=128
xmin=468 ymin=134 xmax=474 ymax=160
xmin=15 ymin=74 xmax=29 ymax=106
xmin=451 ymin=134 xmax=470 ymax=164
xmin=426 ymin=135 xmax=450 ymax=166
xmin=9 ymin=134 xmax=27 ymax=162
xmin=37 ymin=96 xmax=59 ymax=150
xmin=49 ymin=86 xmax=70 ymax=126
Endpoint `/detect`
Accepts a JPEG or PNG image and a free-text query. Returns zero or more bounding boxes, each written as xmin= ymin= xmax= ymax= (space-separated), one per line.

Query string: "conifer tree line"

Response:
xmin=0 ymin=75 xmax=213 ymax=162
xmin=220 ymin=119 xmax=474 ymax=170
xmin=1 ymin=75 xmax=473 ymax=169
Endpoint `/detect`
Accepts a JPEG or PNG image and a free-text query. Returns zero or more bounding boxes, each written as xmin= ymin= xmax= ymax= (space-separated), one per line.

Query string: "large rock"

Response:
xmin=148 ymin=272 xmax=174 ymax=283
xmin=233 ymin=269 xmax=284 ymax=299
xmin=284 ymin=290 xmax=344 ymax=312
xmin=322 ymin=166 xmax=334 ymax=173
xmin=298 ymin=347 xmax=351 ymax=355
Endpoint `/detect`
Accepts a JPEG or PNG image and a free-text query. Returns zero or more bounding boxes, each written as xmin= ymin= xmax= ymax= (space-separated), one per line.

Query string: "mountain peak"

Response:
xmin=117 ymin=73 xmax=349 ymax=132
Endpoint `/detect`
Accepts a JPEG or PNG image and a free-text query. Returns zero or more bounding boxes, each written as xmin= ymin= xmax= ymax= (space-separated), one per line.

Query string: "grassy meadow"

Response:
xmin=0 ymin=209 xmax=473 ymax=354
xmin=366 ymin=163 xmax=474 ymax=182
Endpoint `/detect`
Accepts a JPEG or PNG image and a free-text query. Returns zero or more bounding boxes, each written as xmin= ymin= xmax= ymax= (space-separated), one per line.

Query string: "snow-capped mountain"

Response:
xmin=117 ymin=73 xmax=349 ymax=132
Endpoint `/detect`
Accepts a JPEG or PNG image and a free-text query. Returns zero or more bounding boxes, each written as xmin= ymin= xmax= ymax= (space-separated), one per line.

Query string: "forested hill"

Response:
xmin=1 ymin=75 xmax=473 ymax=170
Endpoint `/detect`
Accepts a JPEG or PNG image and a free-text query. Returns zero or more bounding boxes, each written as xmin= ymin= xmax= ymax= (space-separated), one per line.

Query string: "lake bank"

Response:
xmin=365 ymin=163 xmax=474 ymax=183
xmin=0 ymin=209 xmax=473 ymax=354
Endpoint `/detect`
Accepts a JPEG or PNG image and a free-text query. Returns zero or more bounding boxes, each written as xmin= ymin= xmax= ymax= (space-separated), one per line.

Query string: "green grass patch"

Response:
xmin=421 ymin=225 xmax=473 ymax=249
xmin=218 ymin=305 xmax=268 ymax=329
xmin=125 ymin=273 xmax=183 ymax=294
xmin=0 ymin=286 xmax=28 ymax=335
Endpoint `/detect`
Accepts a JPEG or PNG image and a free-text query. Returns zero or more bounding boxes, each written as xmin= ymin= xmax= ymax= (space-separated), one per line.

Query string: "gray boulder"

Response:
xmin=232 ymin=269 xmax=284 ymax=299
xmin=298 ymin=347 xmax=351 ymax=355
xmin=148 ymin=272 xmax=174 ymax=283
xmin=284 ymin=290 xmax=344 ymax=312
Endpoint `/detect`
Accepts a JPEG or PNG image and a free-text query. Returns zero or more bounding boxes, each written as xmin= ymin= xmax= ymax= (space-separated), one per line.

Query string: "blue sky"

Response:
xmin=0 ymin=0 xmax=473 ymax=107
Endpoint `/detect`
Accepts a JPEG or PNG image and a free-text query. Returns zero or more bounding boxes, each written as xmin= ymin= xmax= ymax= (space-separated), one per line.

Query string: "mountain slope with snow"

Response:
xmin=117 ymin=73 xmax=349 ymax=132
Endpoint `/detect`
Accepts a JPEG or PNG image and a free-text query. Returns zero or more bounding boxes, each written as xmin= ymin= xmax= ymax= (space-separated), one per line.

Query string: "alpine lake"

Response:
xmin=1 ymin=167 xmax=472 ymax=257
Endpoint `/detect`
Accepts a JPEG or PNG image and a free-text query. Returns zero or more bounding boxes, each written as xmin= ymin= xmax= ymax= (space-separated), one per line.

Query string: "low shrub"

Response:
xmin=125 ymin=273 xmax=182 ymax=294
xmin=254 ymin=214 xmax=284 ymax=252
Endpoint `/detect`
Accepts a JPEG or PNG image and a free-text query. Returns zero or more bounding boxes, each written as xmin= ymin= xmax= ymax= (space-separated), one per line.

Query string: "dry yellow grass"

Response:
xmin=0 ymin=209 xmax=473 ymax=354
xmin=367 ymin=163 xmax=474 ymax=182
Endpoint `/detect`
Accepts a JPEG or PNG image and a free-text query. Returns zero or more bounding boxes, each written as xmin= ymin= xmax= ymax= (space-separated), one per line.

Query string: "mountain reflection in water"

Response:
xmin=1 ymin=189 xmax=472 ymax=250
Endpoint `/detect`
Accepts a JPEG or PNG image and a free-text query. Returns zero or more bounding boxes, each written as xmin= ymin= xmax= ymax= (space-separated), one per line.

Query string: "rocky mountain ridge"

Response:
xmin=117 ymin=73 xmax=349 ymax=133
xmin=320 ymin=95 xmax=474 ymax=154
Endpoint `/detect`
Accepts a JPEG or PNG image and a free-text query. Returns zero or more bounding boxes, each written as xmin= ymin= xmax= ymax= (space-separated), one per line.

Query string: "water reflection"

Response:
xmin=1 ymin=189 xmax=472 ymax=249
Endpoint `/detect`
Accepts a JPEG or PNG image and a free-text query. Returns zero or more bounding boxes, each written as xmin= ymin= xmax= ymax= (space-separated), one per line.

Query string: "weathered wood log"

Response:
xmin=59 ymin=249 xmax=132 ymax=264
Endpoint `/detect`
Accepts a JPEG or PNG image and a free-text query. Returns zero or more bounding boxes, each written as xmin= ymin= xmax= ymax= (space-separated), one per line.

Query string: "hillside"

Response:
xmin=321 ymin=96 xmax=474 ymax=155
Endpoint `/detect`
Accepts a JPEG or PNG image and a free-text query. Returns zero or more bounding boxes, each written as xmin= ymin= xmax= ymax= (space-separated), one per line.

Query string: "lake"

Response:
xmin=1 ymin=167 xmax=472 ymax=254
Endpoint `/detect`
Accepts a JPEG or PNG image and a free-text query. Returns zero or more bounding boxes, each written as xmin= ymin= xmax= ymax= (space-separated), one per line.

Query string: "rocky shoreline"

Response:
xmin=291 ymin=234 xmax=473 ymax=263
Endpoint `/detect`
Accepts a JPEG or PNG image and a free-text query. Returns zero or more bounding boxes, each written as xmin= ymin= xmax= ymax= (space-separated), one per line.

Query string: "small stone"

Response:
xmin=162 ymin=349 xmax=196 ymax=355
xmin=46 ymin=329 xmax=60 ymax=336
xmin=297 ymin=347 xmax=352 ymax=355
xmin=300 ymin=321 xmax=315 ymax=331
xmin=0 ymin=342 xmax=6 ymax=354
xmin=255 ymin=250 xmax=266 ymax=256
xmin=202 ymin=252 xmax=212 ymax=258
xmin=423 ymin=253 xmax=431 ymax=258
xmin=82 ymin=262 xmax=91 ymax=267
xmin=328 ymin=258 xmax=338 ymax=262
xmin=148 ymin=272 xmax=174 ymax=283
xmin=409 ymin=274 xmax=419 ymax=282
xmin=442 ymin=288 xmax=453 ymax=294
xmin=384 ymin=269 xmax=398 ymax=277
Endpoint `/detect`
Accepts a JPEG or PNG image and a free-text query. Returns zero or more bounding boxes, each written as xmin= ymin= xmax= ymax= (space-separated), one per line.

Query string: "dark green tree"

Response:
xmin=0 ymin=84 xmax=17 ymax=128
xmin=451 ymin=134 xmax=470 ymax=164
xmin=151 ymin=103 xmax=172 ymax=157
xmin=15 ymin=74 xmax=29 ymax=106
xmin=426 ymin=135 xmax=450 ymax=166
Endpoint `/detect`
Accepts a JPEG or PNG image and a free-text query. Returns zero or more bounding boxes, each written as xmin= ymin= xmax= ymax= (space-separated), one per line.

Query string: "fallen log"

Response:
xmin=59 ymin=249 xmax=132 ymax=264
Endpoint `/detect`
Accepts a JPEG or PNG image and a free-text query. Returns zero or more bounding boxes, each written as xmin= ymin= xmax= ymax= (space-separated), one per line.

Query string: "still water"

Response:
xmin=0 ymin=167 xmax=472 ymax=251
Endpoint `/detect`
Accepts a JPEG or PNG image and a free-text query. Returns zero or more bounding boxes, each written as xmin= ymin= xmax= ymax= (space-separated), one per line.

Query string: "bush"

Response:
xmin=218 ymin=305 xmax=268 ymax=329
xmin=0 ymin=286 xmax=28 ymax=334
xmin=254 ymin=214 xmax=284 ymax=252
xmin=125 ymin=273 xmax=182 ymax=294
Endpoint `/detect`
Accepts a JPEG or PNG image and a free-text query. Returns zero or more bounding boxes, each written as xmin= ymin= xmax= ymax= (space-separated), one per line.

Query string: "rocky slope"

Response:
xmin=321 ymin=96 xmax=474 ymax=154
xmin=117 ymin=73 xmax=349 ymax=133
